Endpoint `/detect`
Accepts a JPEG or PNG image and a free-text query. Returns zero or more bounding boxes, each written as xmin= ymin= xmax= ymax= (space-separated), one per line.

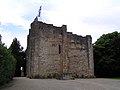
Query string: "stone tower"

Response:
xmin=26 ymin=18 xmax=94 ymax=79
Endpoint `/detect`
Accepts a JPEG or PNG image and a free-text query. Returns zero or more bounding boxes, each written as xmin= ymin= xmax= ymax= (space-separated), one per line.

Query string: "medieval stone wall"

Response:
xmin=26 ymin=20 xmax=94 ymax=78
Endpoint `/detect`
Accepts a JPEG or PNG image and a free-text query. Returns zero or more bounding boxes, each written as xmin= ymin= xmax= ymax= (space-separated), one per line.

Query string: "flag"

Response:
xmin=38 ymin=6 xmax=42 ymax=17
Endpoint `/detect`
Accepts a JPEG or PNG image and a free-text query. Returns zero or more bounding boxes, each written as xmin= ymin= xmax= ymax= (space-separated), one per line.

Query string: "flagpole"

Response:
xmin=34 ymin=6 xmax=42 ymax=21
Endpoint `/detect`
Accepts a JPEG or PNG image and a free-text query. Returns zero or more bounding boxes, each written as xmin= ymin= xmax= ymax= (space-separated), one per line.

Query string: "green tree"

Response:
xmin=0 ymin=44 xmax=16 ymax=86
xmin=94 ymin=31 xmax=120 ymax=77
xmin=9 ymin=38 xmax=26 ymax=77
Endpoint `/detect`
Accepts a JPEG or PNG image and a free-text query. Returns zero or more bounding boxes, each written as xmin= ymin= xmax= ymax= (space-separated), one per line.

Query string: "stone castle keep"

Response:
xmin=26 ymin=18 xmax=94 ymax=79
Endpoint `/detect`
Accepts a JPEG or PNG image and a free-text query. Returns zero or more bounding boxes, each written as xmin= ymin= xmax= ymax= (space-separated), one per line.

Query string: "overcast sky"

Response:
xmin=0 ymin=0 xmax=120 ymax=49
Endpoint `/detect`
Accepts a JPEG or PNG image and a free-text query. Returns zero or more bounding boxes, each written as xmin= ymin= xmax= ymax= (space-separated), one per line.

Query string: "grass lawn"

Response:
xmin=109 ymin=78 xmax=120 ymax=80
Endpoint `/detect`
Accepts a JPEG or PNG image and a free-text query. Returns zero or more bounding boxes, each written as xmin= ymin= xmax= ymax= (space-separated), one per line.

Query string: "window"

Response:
xmin=59 ymin=45 xmax=61 ymax=54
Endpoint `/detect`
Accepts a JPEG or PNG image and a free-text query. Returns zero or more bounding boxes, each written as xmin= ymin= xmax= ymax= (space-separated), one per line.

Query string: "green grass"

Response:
xmin=109 ymin=78 xmax=120 ymax=80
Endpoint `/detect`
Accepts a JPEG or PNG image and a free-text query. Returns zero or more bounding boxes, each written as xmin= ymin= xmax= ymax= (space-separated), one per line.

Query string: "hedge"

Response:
xmin=0 ymin=44 xmax=16 ymax=86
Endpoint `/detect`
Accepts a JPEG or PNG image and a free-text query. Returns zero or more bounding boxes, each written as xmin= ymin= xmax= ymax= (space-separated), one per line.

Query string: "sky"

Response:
xmin=0 ymin=0 xmax=120 ymax=49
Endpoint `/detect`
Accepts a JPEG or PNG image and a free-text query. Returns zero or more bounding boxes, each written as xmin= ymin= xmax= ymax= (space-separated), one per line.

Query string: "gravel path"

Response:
xmin=1 ymin=77 xmax=120 ymax=90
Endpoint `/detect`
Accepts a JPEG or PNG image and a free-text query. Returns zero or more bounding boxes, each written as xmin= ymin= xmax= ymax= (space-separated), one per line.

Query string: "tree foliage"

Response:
xmin=0 ymin=44 xmax=16 ymax=86
xmin=94 ymin=31 xmax=120 ymax=77
xmin=9 ymin=38 xmax=26 ymax=77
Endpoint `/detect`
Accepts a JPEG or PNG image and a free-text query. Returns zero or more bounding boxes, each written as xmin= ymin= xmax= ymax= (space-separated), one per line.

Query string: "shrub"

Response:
xmin=0 ymin=44 xmax=16 ymax=86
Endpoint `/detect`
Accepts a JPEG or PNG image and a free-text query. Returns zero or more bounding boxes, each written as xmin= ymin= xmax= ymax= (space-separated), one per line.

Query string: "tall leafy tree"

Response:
xmin=94 ymin=31 xmax=120 ymax=77
xmin=9 ymin=38 xmax=26 ymax=77
xmin=0 ymin=41 xmax=16 ymax=86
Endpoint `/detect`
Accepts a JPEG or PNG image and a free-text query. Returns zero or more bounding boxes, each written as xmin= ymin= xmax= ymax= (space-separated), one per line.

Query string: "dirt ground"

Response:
xmin=1 ymin=77 xmax=120 ymax=90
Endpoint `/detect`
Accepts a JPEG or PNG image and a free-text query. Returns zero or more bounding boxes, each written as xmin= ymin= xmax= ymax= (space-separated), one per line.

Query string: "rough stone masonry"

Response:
xmin=26 ymin=17 xmax=94 ymax=79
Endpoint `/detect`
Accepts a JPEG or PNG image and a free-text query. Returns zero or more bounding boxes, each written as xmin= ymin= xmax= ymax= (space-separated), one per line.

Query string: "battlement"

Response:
xmin=29 ymin=21 xmax=92 ymax=42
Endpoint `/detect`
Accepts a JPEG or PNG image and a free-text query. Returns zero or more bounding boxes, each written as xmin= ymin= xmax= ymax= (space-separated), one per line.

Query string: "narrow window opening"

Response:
xmin=59 ymin=45 xmax=61 ymax=54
